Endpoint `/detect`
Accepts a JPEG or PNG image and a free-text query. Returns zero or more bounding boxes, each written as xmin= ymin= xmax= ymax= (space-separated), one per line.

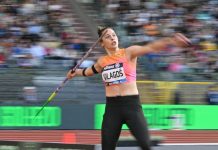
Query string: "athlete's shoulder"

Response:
xmin=97 ymin=55 xmax=107 ymax=66
xmin=97 ymin=56 xmax=105 ymax=62
xmin=119 ymin=48 xmax=126 ymax=53
xmin=125 ymin=45 xmax=144 ymax=58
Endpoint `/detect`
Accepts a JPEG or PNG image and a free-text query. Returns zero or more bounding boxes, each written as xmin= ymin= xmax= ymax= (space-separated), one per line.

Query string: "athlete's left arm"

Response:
xmin=67 ymin=57 xmax=103 ymax=79
xmin=126 ymin=33 xmax=191 ymax=59
xmin=80 ymin=57 xmax=103 ymax=76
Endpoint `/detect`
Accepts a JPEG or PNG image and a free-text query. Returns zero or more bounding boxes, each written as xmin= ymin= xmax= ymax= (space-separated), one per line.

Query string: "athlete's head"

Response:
xmin=98 ymin=26 xmax=119 ymax=51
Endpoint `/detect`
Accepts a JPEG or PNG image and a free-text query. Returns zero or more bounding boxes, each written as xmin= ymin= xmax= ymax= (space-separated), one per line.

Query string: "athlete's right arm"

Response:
xmin=67 ymin=59 xmax=103 ymax=79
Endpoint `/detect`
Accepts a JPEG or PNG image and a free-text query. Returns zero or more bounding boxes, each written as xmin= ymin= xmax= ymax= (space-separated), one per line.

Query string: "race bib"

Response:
xmin=102 ymin=63 xmax=127 ymax=86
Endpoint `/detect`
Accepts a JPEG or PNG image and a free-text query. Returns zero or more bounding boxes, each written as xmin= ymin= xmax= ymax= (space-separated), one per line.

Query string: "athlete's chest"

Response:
xmin=102 ymin=61 xmax=127 ymax=85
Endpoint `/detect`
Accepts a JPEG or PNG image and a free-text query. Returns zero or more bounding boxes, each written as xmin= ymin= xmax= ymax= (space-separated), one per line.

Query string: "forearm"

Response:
xmin=75 ymin=67 xmax=94 ymax=77
xmin=75 ymin=69 xmax=85 ymax=76
xmin=148 ymin=33 xmax=191 ymax=52
xmin=127 ymin=33 xmax=190 ymax=58
xmin=67 ymin=63 xmax=101 ymax=79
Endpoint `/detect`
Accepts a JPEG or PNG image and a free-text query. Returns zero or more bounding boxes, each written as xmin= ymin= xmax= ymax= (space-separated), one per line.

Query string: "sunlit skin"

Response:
xmin=67 ymin=28 xmax=191 ymax=97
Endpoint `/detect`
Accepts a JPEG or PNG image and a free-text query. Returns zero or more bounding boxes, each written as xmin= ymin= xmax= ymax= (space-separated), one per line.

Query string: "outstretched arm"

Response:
xmin=67 ymin=59 xmax=102 ymax=79
xmin=126 ymin=33 xmax=191 ymax=59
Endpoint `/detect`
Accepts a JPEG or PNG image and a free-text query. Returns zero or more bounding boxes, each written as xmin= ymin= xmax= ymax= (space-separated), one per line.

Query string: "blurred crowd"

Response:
xmin=99 ymin=0 xmax=218 ymax=80
xmin=0 ymin=0 xmax=218 ymax=81
xmin=0 ymin=0 xmax=87 ymax=68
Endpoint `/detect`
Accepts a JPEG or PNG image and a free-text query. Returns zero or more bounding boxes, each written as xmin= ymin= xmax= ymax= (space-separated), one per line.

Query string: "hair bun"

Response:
xmin=97 ymin=26 xmax=106 ymax=31
xmin=97 ymin=26 xmax=108 ymax=37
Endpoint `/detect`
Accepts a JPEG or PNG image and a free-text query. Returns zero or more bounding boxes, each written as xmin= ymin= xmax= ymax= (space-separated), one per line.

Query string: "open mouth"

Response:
xmin=112 ymin=41 xmax=116 ymax=45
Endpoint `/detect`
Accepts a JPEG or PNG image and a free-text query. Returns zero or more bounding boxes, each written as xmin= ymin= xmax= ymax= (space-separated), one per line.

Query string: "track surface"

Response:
xmin=0 ymin=130 xmax=218 ymax=144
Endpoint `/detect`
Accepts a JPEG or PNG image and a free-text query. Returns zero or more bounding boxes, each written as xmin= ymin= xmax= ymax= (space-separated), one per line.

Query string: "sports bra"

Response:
xmin=99 ymin=48 xmax=136 ymax=86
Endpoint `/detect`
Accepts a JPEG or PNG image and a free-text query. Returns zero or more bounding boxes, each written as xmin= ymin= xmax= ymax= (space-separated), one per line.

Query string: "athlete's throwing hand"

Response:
xmin=67 ymin=70 xmax=77 ymax=79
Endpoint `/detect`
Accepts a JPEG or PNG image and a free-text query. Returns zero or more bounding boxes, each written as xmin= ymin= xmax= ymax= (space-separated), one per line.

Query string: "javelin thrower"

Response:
xmin=66 ymin=26 xmax=191 ymax=150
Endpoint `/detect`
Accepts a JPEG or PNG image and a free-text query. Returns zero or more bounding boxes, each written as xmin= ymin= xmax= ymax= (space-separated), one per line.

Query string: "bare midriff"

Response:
xmin=105 ymin=81 xmax=138 ymax=97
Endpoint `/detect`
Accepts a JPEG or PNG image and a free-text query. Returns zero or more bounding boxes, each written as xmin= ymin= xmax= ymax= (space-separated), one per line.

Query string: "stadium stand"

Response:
xmin=0 ymin=0 xmax=217 ymax=104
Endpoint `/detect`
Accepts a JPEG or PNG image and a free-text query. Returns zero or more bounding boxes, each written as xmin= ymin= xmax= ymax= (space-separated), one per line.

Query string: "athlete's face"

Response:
xmin=101 ymin=28 xmax=119 ymax=50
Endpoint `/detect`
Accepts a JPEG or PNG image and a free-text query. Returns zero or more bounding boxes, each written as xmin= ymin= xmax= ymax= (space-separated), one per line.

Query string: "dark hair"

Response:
xmin=97 ymin=26 xmax=109 ymax=37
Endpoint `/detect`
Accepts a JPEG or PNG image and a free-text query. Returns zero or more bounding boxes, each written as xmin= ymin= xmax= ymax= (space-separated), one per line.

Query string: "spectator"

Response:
xmin=168 ymin=56 xmax=190 ymax=73
xmin=29 ymin=42 xmax=46 ymax=67
xmin=0 ymin=51 xmax=6 ymax=68
xmin=205 ymin=84 xmax=218 ymax=105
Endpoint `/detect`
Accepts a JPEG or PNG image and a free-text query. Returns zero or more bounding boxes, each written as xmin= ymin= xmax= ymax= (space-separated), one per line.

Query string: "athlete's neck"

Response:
xmin=106 ymin=47 xmax=119 ymax=56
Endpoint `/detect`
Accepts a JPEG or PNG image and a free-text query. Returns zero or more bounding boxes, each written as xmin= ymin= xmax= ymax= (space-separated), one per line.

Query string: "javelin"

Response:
xmin=34 ymin=31 xmax=107 ymax=118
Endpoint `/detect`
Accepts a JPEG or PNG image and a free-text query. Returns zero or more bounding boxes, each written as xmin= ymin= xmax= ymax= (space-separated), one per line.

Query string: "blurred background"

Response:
xmin=0 ymin=0 xmax=218 ymax=149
